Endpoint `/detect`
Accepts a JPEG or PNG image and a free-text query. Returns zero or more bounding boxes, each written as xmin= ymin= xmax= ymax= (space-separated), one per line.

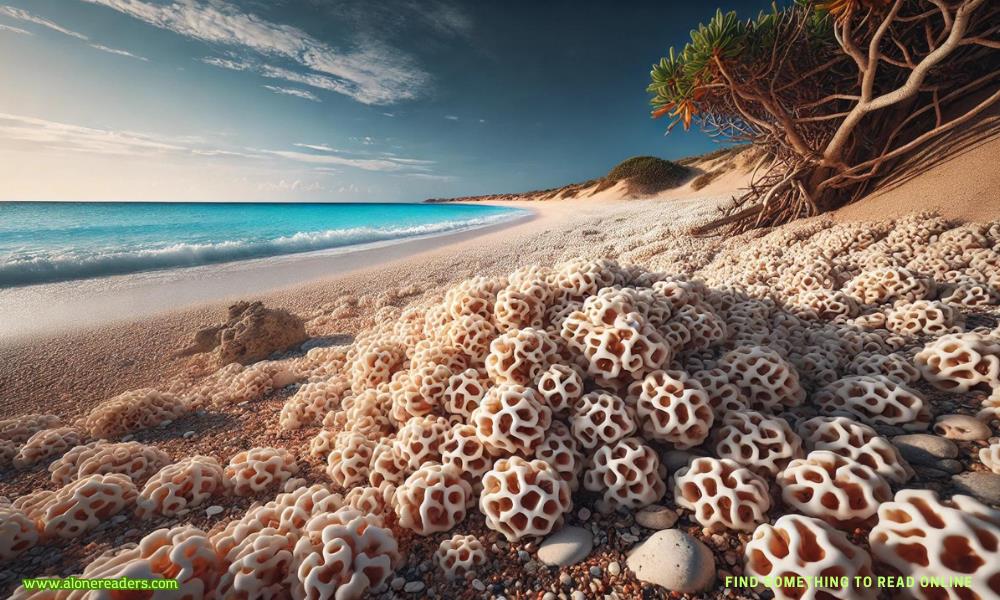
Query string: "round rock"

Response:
xmin=627 ymin=529 xmax=715 ymax=593
xmin=892 ymin=434 xmax=958 ymax=464
xmin=933 ymin=414 xmax=992 ymax=441
xmin=537 ymin=526 xmax=594 ymax=567
xmin=662 ymin=450 xmax=698 ymax=474
xmin=952 ymin=472 xmax=1000 ymax=505
xmin=635 ymin=504 xmax=679 ymax=530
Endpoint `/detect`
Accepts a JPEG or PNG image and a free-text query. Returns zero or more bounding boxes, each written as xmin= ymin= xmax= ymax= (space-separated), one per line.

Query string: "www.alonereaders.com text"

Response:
xmin=20 ymin=577 xmax=179 ymax=591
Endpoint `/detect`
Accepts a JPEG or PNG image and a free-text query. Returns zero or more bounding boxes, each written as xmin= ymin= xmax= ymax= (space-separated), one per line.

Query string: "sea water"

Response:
xmin=0 ymin=202 xmax=523 ymax=287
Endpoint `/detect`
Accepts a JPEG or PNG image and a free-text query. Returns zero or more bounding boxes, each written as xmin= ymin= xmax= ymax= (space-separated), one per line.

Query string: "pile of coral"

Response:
xmin=4 ymin=214 xmax=1000 ymax=599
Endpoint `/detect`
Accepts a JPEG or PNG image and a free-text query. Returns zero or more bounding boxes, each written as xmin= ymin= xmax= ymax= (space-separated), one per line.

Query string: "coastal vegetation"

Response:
xmin=649 ymin=0 xmax=1000 ymax=232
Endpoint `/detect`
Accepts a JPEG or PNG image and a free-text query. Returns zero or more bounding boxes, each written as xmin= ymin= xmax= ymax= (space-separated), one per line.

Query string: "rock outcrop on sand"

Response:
xmin=179 ymin=300 xmax=307 ymax=366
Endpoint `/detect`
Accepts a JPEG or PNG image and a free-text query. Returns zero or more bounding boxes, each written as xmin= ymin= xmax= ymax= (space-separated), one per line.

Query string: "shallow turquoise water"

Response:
xmin=0 ymin=202 xmax=523 ymax=287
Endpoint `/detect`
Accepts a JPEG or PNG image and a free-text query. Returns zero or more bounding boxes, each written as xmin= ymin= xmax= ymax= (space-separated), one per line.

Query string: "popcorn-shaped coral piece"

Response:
xmin=814 ymin=375 xmax=931 ymax=431
xmin=49 ymin=440 xmax=171 ymax=485
xmin=480 ymin=456 xmax=572 ymax=541
xmin=442 ymin=424 xmax=493 ymax=490
xmin=444 ymin=368 xmax=490 ymax=419
xmin=292 ymin=508 xmax=399 ymax=600
xmin=485 ymin=327 xmax=559 ymax=386
xmin=533 ymin=420 xmax=583 ymax=492
xmin=326 ymin=432 xmax=376 ymax=489
xmin=789 ymin=288 xmax=859 ymax=320
xmin=691 ymin=368 xmax=748 ymax=418
xmin=583 ymin=437 xmax=665 ymax=512
xmin=494 ymin=280 xmax=550 ymax=331
xmin=225 ymin=447 xmax=299 ymax=496
xmin=28 ymin=473 xmax=138 ymax=539
xmin=886 ymin=299 xmax=963 ymax=337
xmin=569 ymin=391 xmax=637 ymax=449
xmin=436 ymin=534 xmax=487 ymax=580
xmin=745 ymin=515 xmax=876 ymax=600
xmin=350 ymin=340 xmax=405 ymax=393
xmin=394 ymin=463 xmax=473 ymax=535
xmin=869 ymin=490 xmax=1000 ymax=600
xmin=369 ymin=439 xmax=409 ymax=488
xmin=634 ymin=370 xmax=714 ymax=448
xmin=472 ymin=384 xmax=551 ymax=457
xmin=714 ymin=411 xmax=804 ymax=477
xmin=981 ymin=441 xmax=1000 ymax=474
xmin=444 ymin=315 xmax=497 ymax=366
xmin=552 ymin=258 xmax=621 ymax=302
xmin=444 ymin=276 xmax=503 ymax=321
xmin=843 ymin=266 xmax=933 ymax=305
xmin=847 ymin=351 xmax=920 ymax=385
xmin=389 ymin=363 xmax=452 ymax=421
xmin=777 ymin=450 xmax=891 ymax=525
xmin=13 ymin=426 xmax=85 ymax=469
xmin=82 ymin=388 xmax=189 ymax=439
xmin=796 ymin=416 xmax=913 ymax=484
xmin=915 ymin=331 xmax=1000 ymax=395
xmin=0 ymin=503 xmax=39 ymax=560
xmin=344 ymin=483 xmax=396 ymax=516
xmin=536 ymin=364 xmax=584 ymax=415
xmin=673 ymin=457 xmax=770 ymax=533
xmin=0 ymin=414 xmax=60 ymax=444
xmin=136 ymin=455 xmax=225 ymax=518
xmin=717 ymin=346 xmax=804 ymax=412
xmin=214 ymin=528 xmax=294 ymax=599
xmin=279 ymin=376 xmax=349 ymax=430
xmin=395 ymin=415 xmax=450 ymax=472
xmin=308 ymin=429 xmax=337 ymax=459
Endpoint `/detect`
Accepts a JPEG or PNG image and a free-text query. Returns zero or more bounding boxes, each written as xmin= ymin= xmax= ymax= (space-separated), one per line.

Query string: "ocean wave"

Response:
xmin=0 ymin=213 xmax=520 ymax=287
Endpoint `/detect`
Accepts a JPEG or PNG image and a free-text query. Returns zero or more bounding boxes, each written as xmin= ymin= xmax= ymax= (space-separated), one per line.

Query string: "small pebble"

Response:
xmin=952 ymin=471 xmax=1000 ymax=505
xmin=635 ymin=504 xmax=678 ymax=530
xmin=391 ymin=577 xmax=405 ymax=591
xmin=472 ymin=579 xmax=486 ymax=592
xmin=182 ymin=431 xmax=196 ymax=439
xmin=590 ymin=566 xmax=602 ymax=578
xmin=892 ymin=434 xmax=958 ymax=464
xmin=608 ymin=561 xmax=621 ymax=576
xmin=403 ymin=581 xmax=425 ymax=593
xmin=572 ymin=591 xmax=586 ymax=600
xmin=205 ymin=505 xmax=224 ymax=517
xmin=577 ymin=507 xmax=592 ymax=521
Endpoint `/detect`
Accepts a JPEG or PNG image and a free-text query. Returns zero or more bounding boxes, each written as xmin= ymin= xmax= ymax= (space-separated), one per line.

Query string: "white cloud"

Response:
xmin=293 ymin=143 xmax=338 ymax=152
xmin=89 ymin=43 xmax=149 ymax=61
xmin=444 ymin=115 xmax=459 ymax=121
xmin=84 ymin=0 xmax=428 ymax=105
xmin=0 ymin=5 xmax=87 ymax=39
xmin=382 ymin=112 xmax=395 ymax=118
xmin=257 ymin=179 xmax=325 ymax=192
xmin=0 ymin=22 xmax=32 ymax=35
xmin=263 ymin=85 xmax=320 ymax=102
xmin=257 ymin=148 xmax=432 ymax=173
xmin=404 ymin=173 xmax=457 ymax=182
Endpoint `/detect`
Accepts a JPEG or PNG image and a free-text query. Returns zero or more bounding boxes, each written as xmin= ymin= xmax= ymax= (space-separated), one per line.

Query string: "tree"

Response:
xmin=648 ymin=0 xmax=1000 ymax=233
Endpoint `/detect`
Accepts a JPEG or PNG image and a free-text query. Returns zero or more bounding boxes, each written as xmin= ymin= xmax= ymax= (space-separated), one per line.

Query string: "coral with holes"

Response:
xmin=0 ymin=414 xmax=61 ymax=444
xmin=886 ymin=299 xmax=964 ymax=337
xmin=846 ymin=351 xmax=921 ymax=385
xmin=569 ymin=391 xmax=637 ymax=449
xmin=368 ymin=439 xmax=409 ymax=489
xmin=718 ymin=345 xmax=805 ymax=412
xmin=444 ymin=315 xmax=497 ymax=366
xmin=225 ymin=447 xmax=299 ymax=496
xmin=342 ymin=388 xmax=393 ymax=439
xmin=344 ymin=483 xmax=396 ymax=516
xmin=394 ymin=463 xmax=473 ymax=535
xmin=583 ymin=437 xmax=665 ymax=512
xmin=869 ymin=490 xmax=1000 ymax=600
xmin=394 ymin=415 xmax=450 ymax=472
xmin=12 ymin=426 xmax=86 ymax=469
xmin=214 ymin=528 xmax=294 ymax=599
xmin=673 ymin=457 xmax=770 ymax=533
xmin=789 ymin=288 xmax=859 ymax=320
xmin=692 ymin=368 xmax=749 ymax=418
xmin=444 ymin=276 xmax=503 ymax=321
xmin=814 ymin=375 xmax=931 ymax=431
xmin=915 ymin=331 xmax=1000 ymax=395
xmin=136 ymin=455 xmax=226 ymax=518
xmin=436 ymin=534 xmax=487 ymax=580
xmin=714 ymin=411 xmax=805 ymax=478
xmin=290 ymin=508 xmax=399 ymax=600
xmin=80 ymin=525 xmax=221 ymax=599
xmin=350 ymin=339 xmax=405 ymax=393
xmin=533 ymin=420 xmax=583 ymax=492
xmin=308 ymin=429 xmax=337 ymax=459
xmin=796 ymin=416 xmax=913 ymax=484
xmin=494 ymin=280 xmax=550 ymax=332
xmin=981 ymin=442 xmax=1000 ymax=474
xmin=444 ymin=368 xmax=490 ymax=419
xmin=441 ymin=424 xmax=493 ymax=491
xmin=745 ymin=515 xmax=877 ymax=600
xmin=472 ymin=384 xmax=551 ymax=457
xmin=22 ymin=473 xmax=137 ymax=539
xmin=480 ymin=456 xmax=572 ymax=541
xmin=777 ymin=451 xmax=892 ymax=525
xmin=0 ymin=503 xmax=39 ymax=560
xmin=279 ymin=375 xmax=350 ymax=430
xmin=536 ymin=364 xmax=584 ymax=415
xmin=326 ymin=432 xmax=376 ymax=489
xmin=82 ymin=388 xmax=189 ymax=439
xmin=49 ymin=441 xmax=171 ymax=485
xmin=485 ymin=327 xmax=559 ymax=386
xmin=633 ymin=370 xmax=714 ymax=448
xmin=389 ymin=363 xmax=452 ymax=421
xmin=843 ymin=266 xmax=933 ymax=306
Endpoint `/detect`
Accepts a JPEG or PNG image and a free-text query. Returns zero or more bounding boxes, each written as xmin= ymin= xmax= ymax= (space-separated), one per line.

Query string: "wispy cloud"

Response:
xmin=257 ymin=148 xmax=433 ymax=173
xmin=0 ymin=22 xmax=32 ymax=35
xmin=263 ymin=85 xmax=320 ymax=102
xmin=89 ymin=43 xmax=148 ymax=61
xmin=83 ymin=0 xmax=429 ymax=105
xmin=294 ymin=143 xmax=339 ymax=152
xmin=0 ymin=5 xmax=87 ymax=39
xmin=444 ymin=115 xmax=460 ymax=121
xmin=1 ymin=5 xmax=147 ymax=60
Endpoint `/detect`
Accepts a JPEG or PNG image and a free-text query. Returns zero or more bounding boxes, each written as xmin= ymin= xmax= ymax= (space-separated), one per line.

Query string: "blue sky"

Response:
xmin=0 ymin=0 xmax=772 ymax=202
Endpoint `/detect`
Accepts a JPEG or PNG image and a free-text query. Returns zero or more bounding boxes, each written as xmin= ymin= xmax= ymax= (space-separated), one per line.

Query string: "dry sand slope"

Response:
xmin=1 ymin=142 xmax=1000 ymax=600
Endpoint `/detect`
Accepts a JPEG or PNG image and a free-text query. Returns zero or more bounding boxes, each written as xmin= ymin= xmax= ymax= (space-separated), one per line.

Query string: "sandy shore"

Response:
xmin=0 ymin=193 xmax=731 ymax=420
